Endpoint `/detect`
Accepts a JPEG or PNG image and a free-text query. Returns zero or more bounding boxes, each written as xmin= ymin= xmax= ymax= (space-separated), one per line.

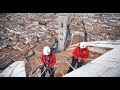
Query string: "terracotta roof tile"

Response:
xmin=70 ymin=35 xmax=83 ymax=46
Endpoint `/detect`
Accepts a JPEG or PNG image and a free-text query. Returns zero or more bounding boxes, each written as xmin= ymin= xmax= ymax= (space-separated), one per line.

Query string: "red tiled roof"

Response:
xmin=56 ymin=49 xmax=73 ymax=60
xmin=70 ymin=35 xmax=83 ymax=46
xmin=10 ymin=49 xmax=24 ymax=61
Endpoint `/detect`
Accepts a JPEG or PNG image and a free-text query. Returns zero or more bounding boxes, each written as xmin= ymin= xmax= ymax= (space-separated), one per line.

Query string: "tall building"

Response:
xmin=58 ymin=13 xmax=68 ymax=51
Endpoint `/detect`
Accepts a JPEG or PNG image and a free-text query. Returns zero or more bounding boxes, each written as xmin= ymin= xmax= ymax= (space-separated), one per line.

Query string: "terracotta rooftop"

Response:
xmin=70 ymin=35 xmax=83 ymax=46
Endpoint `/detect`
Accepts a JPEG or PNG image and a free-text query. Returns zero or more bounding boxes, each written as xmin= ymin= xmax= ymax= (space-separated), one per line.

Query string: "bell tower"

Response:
xmin=58 ymin=13 xmax=68 ymax=51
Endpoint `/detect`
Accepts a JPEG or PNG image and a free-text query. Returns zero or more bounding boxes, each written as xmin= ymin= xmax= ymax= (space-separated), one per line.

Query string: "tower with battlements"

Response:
xmin=58 ymin=13 xmax=68 ymax=51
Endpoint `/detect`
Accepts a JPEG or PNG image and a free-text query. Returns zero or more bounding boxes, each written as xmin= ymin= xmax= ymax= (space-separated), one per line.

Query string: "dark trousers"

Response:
xmin=67 ymin=56 xmax=83 ymax=73
xmin=41 ymin=66 xmax=55 ymax=77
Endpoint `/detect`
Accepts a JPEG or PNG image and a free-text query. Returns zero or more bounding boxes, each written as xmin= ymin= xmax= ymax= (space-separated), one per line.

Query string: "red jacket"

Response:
xmin=73 ymin=46 xmax=89 ymax=62
xmin=40 ymin=53 xmax=56 ymax=67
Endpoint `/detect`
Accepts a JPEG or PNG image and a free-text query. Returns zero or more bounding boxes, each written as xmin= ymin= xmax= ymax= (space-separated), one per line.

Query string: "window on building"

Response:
xmin=60 ymin=38 xmax=63 ymax=40
xmin=61 ymin=33 xmax=63 ymax=35
xmin=61 ymin=23 xmax=63 ymax=28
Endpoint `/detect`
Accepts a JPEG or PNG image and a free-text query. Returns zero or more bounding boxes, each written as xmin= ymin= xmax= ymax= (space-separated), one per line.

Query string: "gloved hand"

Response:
xmin=47 ymin=66 xmax=51 ymax=70
xmin=44 ymin=63 xmax=48 ymax=67
xmin=44 ymin=64 xmax=51 ymax=70
xmin=50 ymin=66 xmax=54 ymax=69
xmin=43 ymin=64 xmax=46 ymax=67
xmin=78 ymin=57 xmax=82 ymax=62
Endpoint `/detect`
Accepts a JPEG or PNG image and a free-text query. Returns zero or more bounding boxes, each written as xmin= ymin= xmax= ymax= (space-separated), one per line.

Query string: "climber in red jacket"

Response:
xmin=67 ymin=42 xmax=89 ymax=73
xmin=40 ymin=46 xmax=56 ymax=77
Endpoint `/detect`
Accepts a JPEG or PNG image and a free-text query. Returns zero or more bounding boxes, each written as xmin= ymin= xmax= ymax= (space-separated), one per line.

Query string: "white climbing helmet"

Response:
xmin=43 ymin=46 xmax=51 ymax=55
xmin=79 ymin=42 xmax=87 ymax=49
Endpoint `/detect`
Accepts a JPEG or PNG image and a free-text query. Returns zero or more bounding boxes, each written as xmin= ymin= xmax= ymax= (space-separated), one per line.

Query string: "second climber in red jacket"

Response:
xmin=67 ymin=42 xmax=89 ymax=73
xmin=40 ymin=46 xmax=56 ymax=77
